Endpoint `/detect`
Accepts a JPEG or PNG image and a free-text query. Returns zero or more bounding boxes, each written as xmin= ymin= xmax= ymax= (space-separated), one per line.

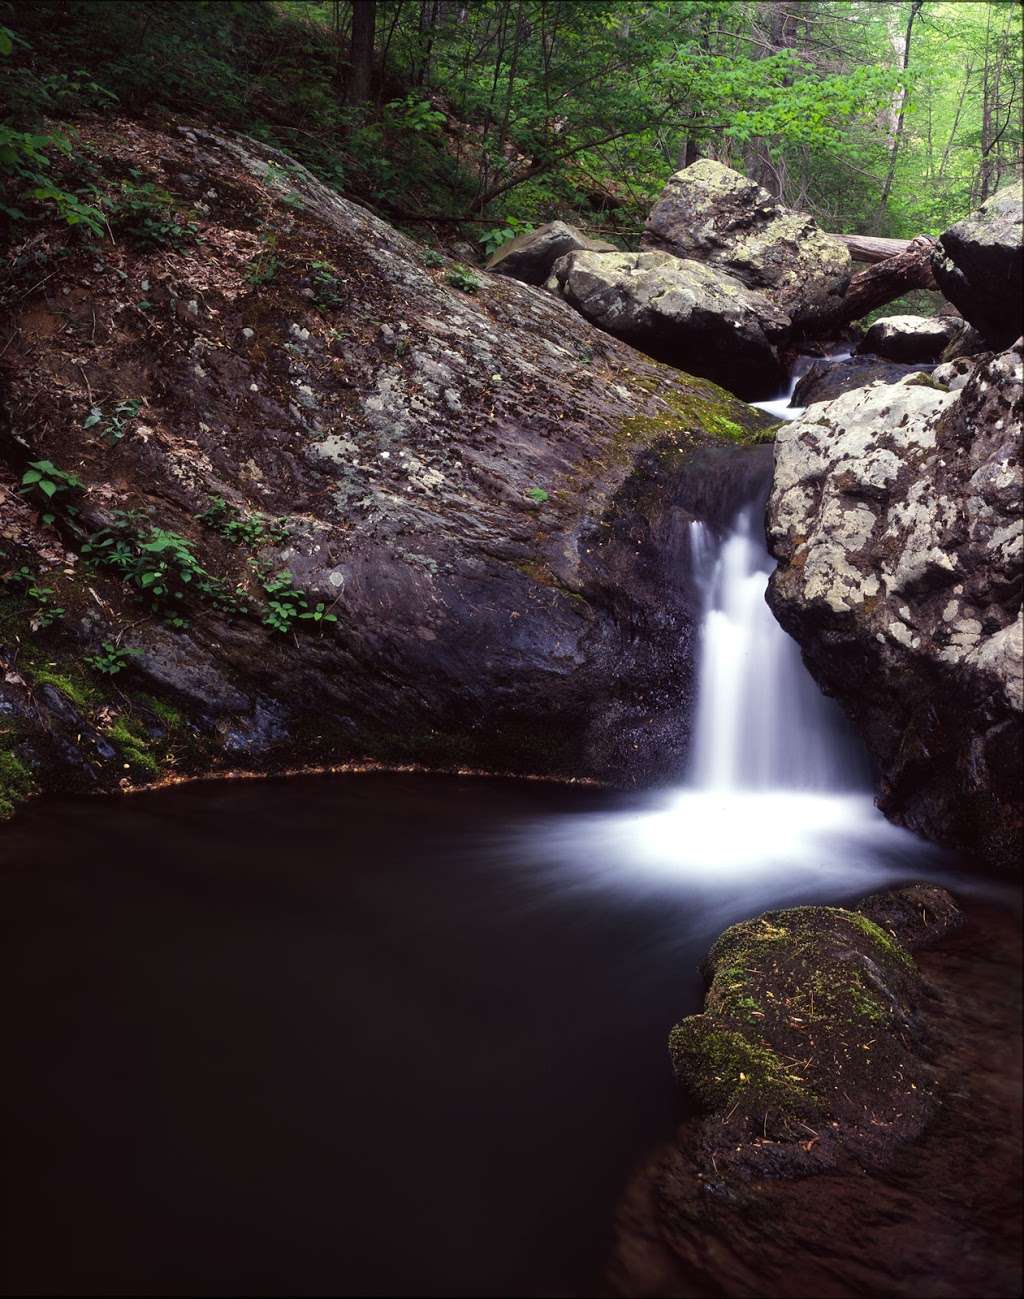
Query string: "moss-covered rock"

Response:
xmin=0 ymin=747 xmax=34 ymax=820
xmin=551 ymin=247 xmax=789 ymax=399
xmin=667 ymin=886 xmax=963 ymax=1177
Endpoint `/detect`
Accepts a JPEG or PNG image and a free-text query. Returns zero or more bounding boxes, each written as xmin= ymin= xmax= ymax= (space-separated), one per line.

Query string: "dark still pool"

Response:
xmin=0 ymin=772 xmax=975 ymax=1296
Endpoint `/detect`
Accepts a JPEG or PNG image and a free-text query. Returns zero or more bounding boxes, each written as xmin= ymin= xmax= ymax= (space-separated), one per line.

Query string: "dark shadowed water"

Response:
xmin=0 ymin=770 xmax=987 ymax=1298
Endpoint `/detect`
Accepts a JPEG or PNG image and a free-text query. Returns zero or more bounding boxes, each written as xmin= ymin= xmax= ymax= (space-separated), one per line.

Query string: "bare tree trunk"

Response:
xmin=833 ymin=233 xmax=934 ymax=264
xmin=347 ymin=0 xmax=377 ymax=106
xmin=879 ymin=0 xmax=924 ymax=211
xmin=938 ymin=59 xmax=974 ymax=181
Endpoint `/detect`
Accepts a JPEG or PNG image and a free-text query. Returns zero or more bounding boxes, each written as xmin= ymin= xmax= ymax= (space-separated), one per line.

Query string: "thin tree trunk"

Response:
xmin=938 ymin=59 xmax=973 ymax=181
xmin=347 ymin=0 xmax=377 ymax=106
xmin=879 ymin=0 xmax=924 ymax=210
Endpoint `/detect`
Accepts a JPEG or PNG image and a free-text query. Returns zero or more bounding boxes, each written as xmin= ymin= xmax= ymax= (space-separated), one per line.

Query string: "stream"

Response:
xmin=0 ymin=419 xmax=1006 ymax=1298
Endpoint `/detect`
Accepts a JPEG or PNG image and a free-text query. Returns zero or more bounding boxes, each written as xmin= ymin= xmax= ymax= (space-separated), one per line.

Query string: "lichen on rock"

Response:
xmin=767 ymin=339 xmax=1023 ymax=868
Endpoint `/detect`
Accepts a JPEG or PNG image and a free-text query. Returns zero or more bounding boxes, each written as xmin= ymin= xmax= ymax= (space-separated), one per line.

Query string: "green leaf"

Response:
xmin=39 ymin=479 xmax=57 ymax=498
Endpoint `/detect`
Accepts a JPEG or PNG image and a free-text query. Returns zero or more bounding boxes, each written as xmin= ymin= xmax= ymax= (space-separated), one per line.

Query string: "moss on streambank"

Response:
xmin=0 ymin=747 xmax=35 ymax=820
xmin=0 ymin=604 xmax=207 ymax=818
xmin=617 ymin=382 xmax=779 ymax=457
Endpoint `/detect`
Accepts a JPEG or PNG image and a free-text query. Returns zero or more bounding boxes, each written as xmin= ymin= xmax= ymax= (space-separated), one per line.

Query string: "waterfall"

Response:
xmin=521 ymin=429 xmax=935 ymax=887
xmin=687 ymin=506 xmax=864 ymax=792
xmin=750 ymin=350 xmax=852 ymax=423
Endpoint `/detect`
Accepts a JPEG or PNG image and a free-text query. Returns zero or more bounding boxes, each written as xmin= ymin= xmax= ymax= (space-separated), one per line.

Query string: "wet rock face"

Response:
xmin=640 ymin=159 xmax=852 ymax=328
xmin=933 ymin=184 xmax=1024 ymax=348
xmin=484 ymin=220 xmax=616 ymax=285
xmin=792 ymin=354 xmax=936 ymax=406
xmin=550 ymin=249 xmax=788 ymax=399
xmin=0 ymin=119 xmax=776 ymax=805
xmin=767 ymin=342 xmax=1023 ymax=869
xmin=858 ymin=313 xmax=968 ymax=363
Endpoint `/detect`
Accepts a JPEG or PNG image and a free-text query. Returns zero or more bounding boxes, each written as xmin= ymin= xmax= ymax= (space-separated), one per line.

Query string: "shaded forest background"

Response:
xmin=2 ymin=0 xmax=1022 ymax=262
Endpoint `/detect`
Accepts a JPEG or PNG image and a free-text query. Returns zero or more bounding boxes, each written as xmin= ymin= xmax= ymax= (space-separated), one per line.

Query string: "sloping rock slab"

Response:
xmin=641 ymin=159 xmax=852 ymax=328
xmin=485 ymin=220 xmax=615 ymax=285
xmin=933 ymin=184 xmax=1023 ymax=348
xmin=0 ymin=118 xmax=776 ymax=811
xmin=767 ymin=343 xmax=1023 ymax=868
xmin=551 ymin=248 xmax=788 ymax=399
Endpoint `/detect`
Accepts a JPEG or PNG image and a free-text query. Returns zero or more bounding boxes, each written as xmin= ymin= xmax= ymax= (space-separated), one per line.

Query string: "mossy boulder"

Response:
xmin=932 ymin=184 xmax=1023 ymax=348
xmin=668 ymin=886 xmax=963 ymax=1180
xmin=640 ymin=159 xmax=852 ymax=329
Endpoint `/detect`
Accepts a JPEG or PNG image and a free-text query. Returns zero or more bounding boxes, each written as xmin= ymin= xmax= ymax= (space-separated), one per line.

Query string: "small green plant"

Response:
xmin=26 ymin=583 xmax=64 ymax=629
xmin=199 ymin=496 xmax=289 ymax=547
xmin=83 ymin=517 xmax=207 ymax=607
xmin=300 ymin=602 xmax=337 ymax=626
xmin=1 ymin=564 xmax=35 ymax=588
xmin=0 ymin=563 xmax=63 ymax=626
xmin=83 ymin=398 xmax=142 ymax=445
xmin=307 ymin=259 xmax=344 ymax=309
xmin=479 ymin=218 xmax=534 ymax=258
xmin=526 ymin=486 xmax=549 ymax=504
xmin=445 ymin=266 xmax=482 ymax=294
xmin=85 ymin=641 xmax=142 ymax=675
xmin=260 ymin=569 xmax=309 ymax=633
xmin=420 ymin=248 xmax=445 ymax=267
xmin=103 ymin=178 xmax=198 ymax=249
xmin=247 ymin=233 xmax=281 ymax=285
xmin=19 ymin=459 xmax=83 ymax=525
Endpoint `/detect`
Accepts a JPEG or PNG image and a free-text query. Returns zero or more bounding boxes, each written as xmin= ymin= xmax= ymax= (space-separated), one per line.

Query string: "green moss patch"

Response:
xmin=31 ymin=669 xmax=98 ymax=711
xmin=669 ymin=1019 xmax=812 ymax=1115
xmin=0 ymin=748 xmax=35 ymax=820
xmin=104 ymin=717 xmax=160 ymax=777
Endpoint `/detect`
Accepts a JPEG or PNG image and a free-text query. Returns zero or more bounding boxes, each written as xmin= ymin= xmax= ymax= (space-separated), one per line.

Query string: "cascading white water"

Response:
xmin=751 ymin=351 xmax=852 ymax=423
xmin=688 ymin=506 xmax=862 ymax=791
xmin=521 ymin=467 xmax=935 ymax=890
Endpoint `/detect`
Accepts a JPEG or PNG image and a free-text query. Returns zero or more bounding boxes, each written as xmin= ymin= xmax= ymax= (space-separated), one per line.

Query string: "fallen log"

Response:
xmin=809 ymin=234 xmax=939 ymax=331
xmin=833 ymin=233 xmax=921 ymax=264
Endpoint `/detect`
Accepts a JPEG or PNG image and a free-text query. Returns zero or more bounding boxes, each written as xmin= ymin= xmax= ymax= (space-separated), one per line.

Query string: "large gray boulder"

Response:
xmin=767 ymin=342 xmax=1023 ymax=869
xmin=858 ymin=313 xmax=968 ymax=363
xmin=484 ymin=220 xmax=616 ymax=285
xmin=932 ymin=185 xmax=1024 ymax=348
xmin=641 ymin=159 xmax=852 ymax=328
xmin=551 ymin=248 xmax=788 ymax=398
